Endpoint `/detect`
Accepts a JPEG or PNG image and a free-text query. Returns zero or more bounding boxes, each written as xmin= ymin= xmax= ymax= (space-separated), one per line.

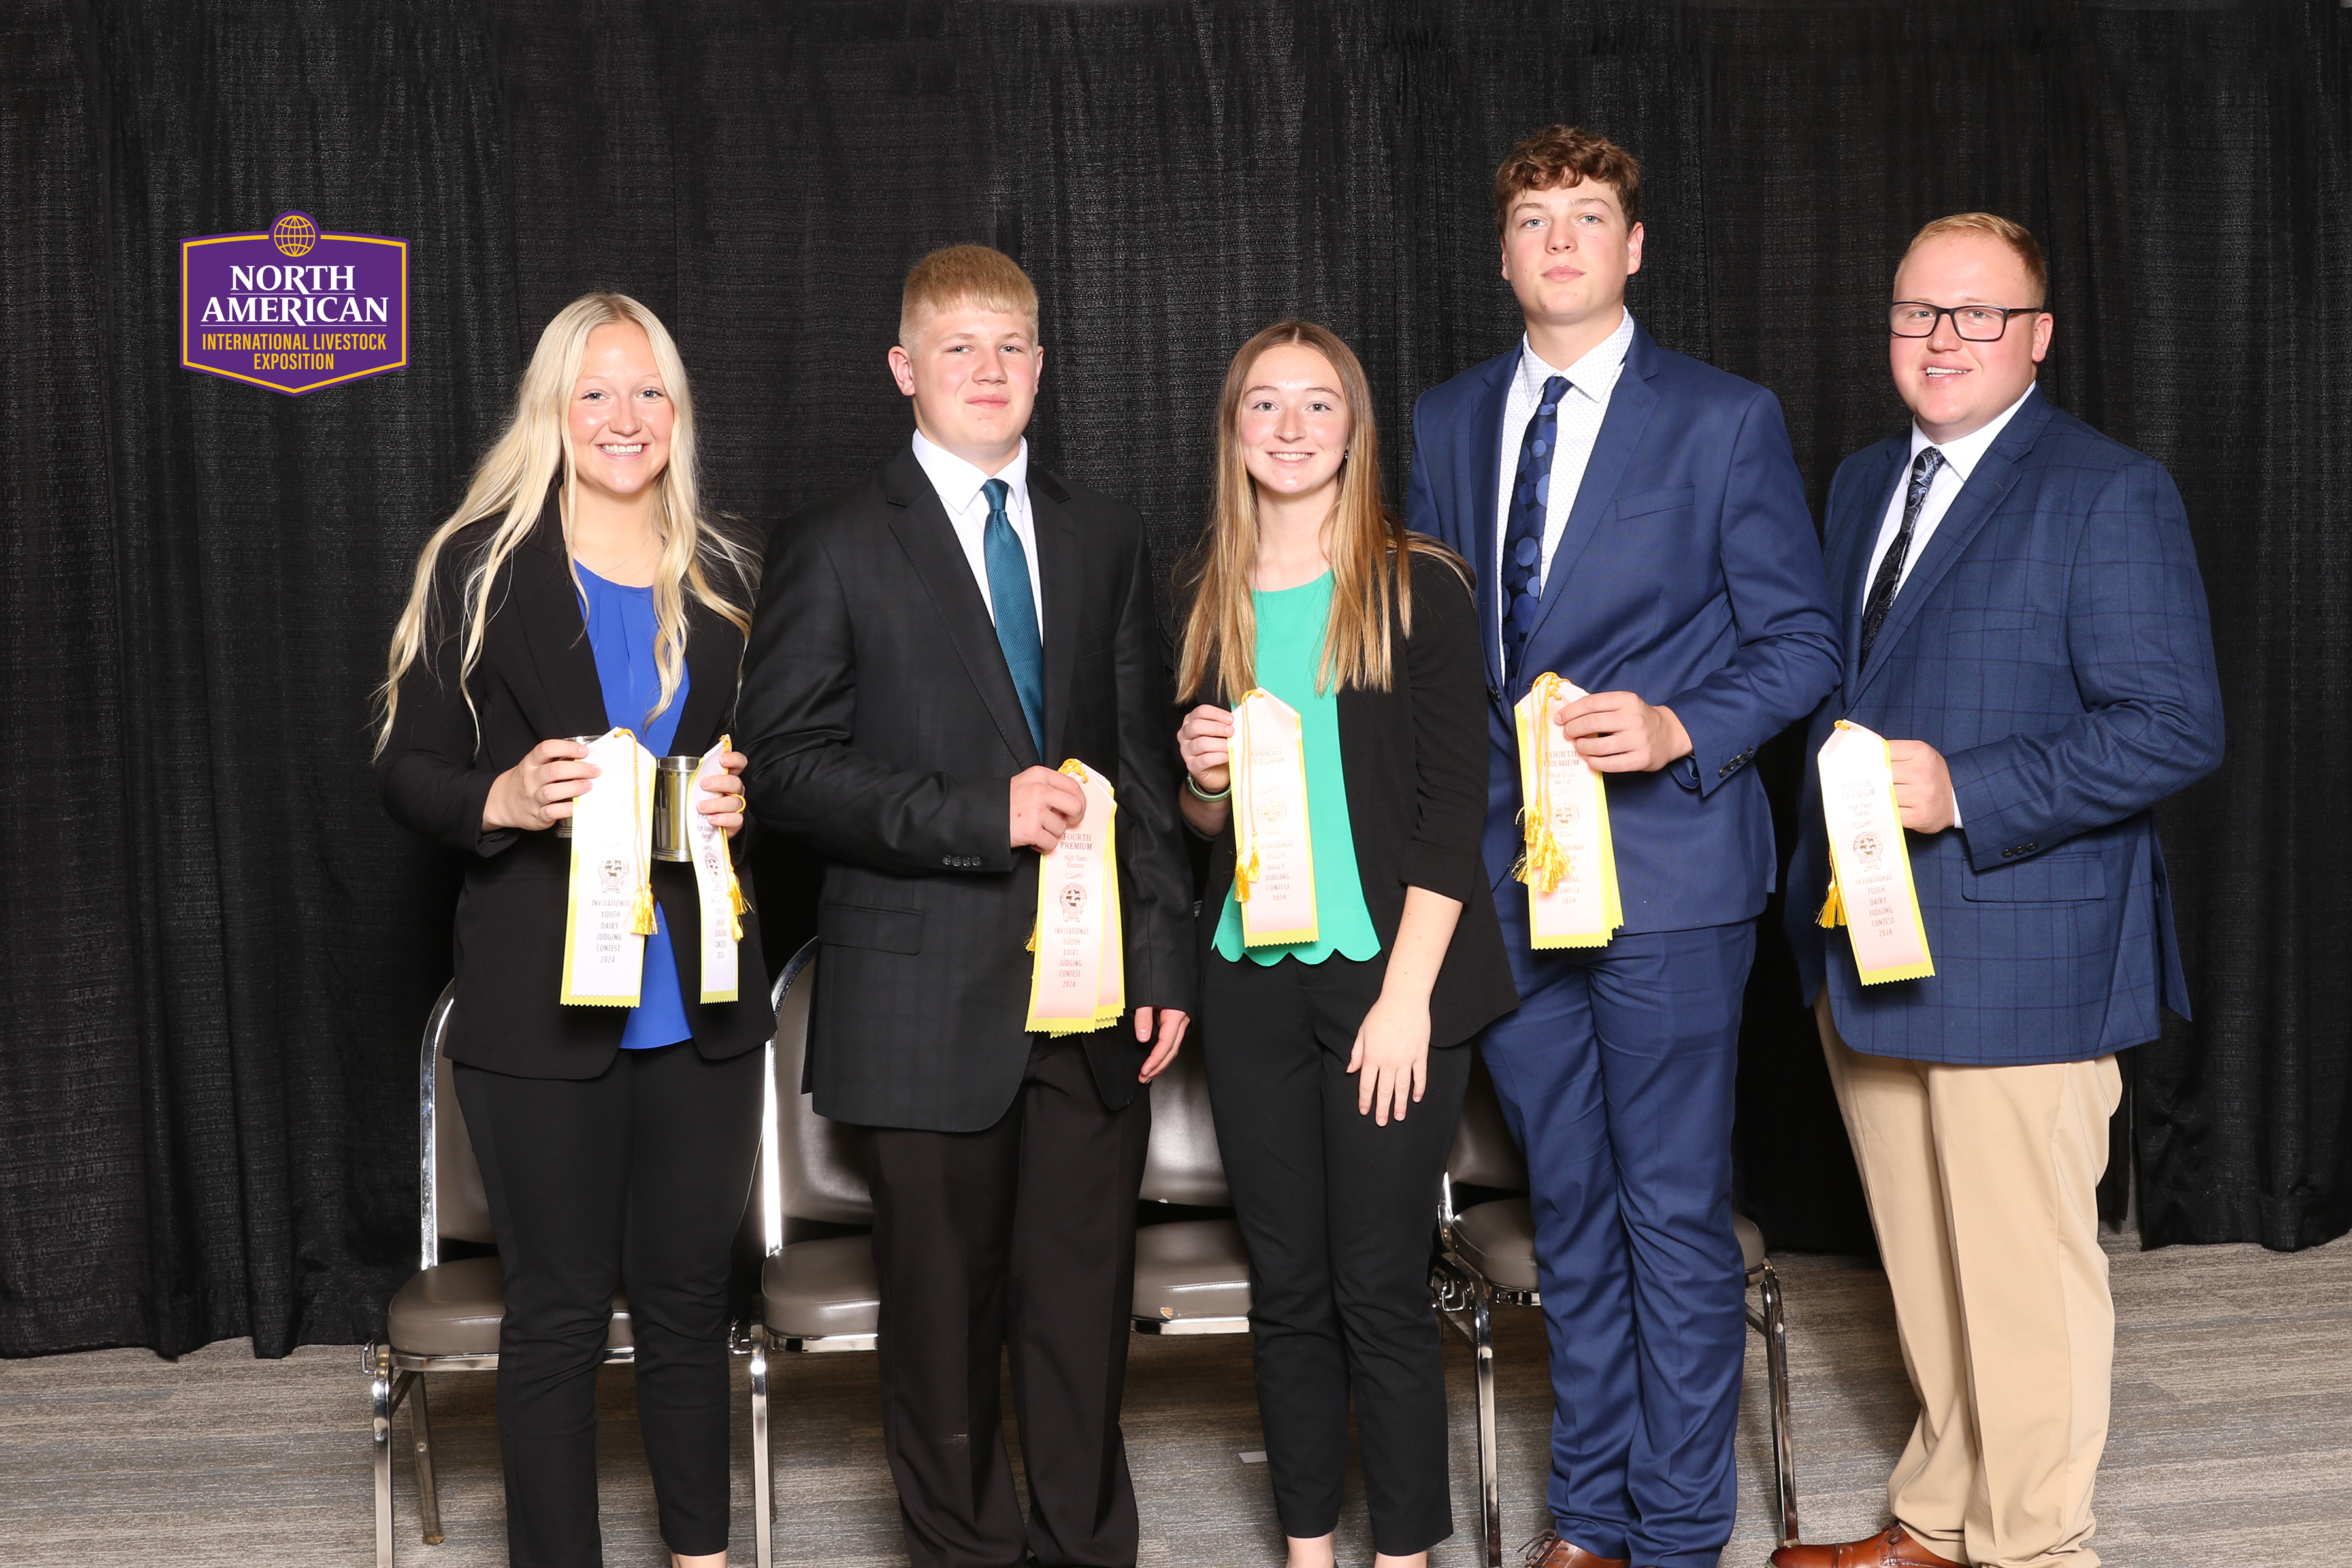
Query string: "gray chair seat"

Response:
xmin=1453 ymin=1198 xmax=1540 ymax=1292
xmin=385 ymin=1256 xmax=634 ymax=1357
xmin=1132 ymin=1218 xmax=1251 ymax=1323
xmin=1452 ymin=1199 xmax=1767 ymax=1296
xmin=1733 ymin=1212 xmax=1765 ymax=1275
xmin=760 ymin=1234 xmax=879 ymax=1340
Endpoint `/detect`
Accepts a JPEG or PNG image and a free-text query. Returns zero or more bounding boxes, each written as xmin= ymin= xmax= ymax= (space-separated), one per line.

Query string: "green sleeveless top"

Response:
xmin=1211 ymin=572 xmax=1382 ymax=966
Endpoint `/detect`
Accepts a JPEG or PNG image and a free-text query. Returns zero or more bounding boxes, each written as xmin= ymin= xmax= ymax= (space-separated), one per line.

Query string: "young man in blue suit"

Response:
xmin=1406 ymin=126 xmax=1840 ymax=1568
xmin=1776 ymin=215 xmax=2221 ymax=1568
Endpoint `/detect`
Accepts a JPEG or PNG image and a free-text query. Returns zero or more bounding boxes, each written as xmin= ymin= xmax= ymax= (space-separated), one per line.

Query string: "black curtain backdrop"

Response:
xmin=1 ymin=0 xmax=2343 ymax=1358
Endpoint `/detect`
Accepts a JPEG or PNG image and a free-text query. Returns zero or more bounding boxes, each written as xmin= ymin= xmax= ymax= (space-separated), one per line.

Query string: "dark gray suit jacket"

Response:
xmin=739 ymin=446 xmax=1194 ymax=1131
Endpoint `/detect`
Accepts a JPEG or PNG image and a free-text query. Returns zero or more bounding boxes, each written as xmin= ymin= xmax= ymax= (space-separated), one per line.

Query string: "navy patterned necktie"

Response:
xmin=1857 ymin=446 xmax=1947 ymax=665
xmin=1501 ymin=374 xmax=1571 ymax=681
xmin=981 ymin=477 xmax=1046 ymax=755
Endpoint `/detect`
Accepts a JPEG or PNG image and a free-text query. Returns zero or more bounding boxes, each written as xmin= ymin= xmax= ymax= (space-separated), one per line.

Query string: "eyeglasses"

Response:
xmin=1888 ymin=302 xmax=2042 ymax=341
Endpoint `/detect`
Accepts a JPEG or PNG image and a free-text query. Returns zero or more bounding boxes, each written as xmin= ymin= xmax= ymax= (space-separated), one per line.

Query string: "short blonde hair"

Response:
xmin=898 ymin=244 xmax=1040 ymax=348
xmin=1902 ymin=212 xmax=2049 ymax=308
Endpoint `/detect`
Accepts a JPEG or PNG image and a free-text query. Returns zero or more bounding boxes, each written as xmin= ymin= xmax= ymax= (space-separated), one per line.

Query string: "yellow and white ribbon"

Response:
xmin=687 ymin=734 xmax=745 ymax=1004
xmin=1513 ymin=673 xmax=1623 ymax=949
xmin=1816 ymin=719 xmax=1935 ymax=985
xmin=560 ymin=727 xmax=657 ymax=1005
xmin=1024 ymin=760 xmax=1125 ymax=1036
xmin=1230 ymin=689 xmax=1319 ymax=948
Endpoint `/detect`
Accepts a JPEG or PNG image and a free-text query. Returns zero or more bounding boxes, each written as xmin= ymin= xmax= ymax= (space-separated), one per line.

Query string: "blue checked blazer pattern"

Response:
xmin=1785 ymin=388 xmax=2225 ymax=1065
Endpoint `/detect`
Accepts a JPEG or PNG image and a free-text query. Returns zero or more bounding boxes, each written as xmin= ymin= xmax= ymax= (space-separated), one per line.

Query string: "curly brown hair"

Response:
xmin=1493 ymin=125 xmax=1642 ymax=234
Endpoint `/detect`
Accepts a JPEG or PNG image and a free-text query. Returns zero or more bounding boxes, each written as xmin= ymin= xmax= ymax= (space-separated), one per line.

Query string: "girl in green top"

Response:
xmin=1173 ymin=323 xmax=1513 ymax=1568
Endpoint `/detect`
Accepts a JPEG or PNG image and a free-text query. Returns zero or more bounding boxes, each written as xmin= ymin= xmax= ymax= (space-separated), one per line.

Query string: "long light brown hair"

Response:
xmin=374 ymin=293 xmax=755 ymax=755
xmin=1176 ymin=321 xmax=1461 ymax=704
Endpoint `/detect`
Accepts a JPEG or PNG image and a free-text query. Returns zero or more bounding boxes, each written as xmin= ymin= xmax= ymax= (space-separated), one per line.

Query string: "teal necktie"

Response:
xmin=982 ymin=477 xmax=1045 ymax=756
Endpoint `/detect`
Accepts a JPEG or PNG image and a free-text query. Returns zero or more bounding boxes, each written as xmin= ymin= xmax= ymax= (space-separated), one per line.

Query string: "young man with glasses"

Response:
xmin=1778 ymin=213 xmax=2223 ymax=1568
xmin=1406 ymin=125 xmax=1839 ymax=1568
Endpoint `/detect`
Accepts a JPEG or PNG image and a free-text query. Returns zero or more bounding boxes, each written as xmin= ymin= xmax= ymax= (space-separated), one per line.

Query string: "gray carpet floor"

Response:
xmin=3 ymin=1230 xmax=2346 ymax=1567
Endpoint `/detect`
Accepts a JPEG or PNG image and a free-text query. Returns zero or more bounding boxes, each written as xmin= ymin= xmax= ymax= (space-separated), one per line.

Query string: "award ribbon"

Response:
xmin=1512 ymin=673 xmax=1624 ymax=949
xmin=1229 ymin=689 xmax=1319 ymax=947
xmin=687 ymin=734 xmax=747 ymax=1004
xmin=1815 ymin=719 xmax=1935 ymax=985
xmin=560 ymin=727 xmax=658 ymax=1006
xmin=1023 ymin=760 xmax=1125 ymax=1036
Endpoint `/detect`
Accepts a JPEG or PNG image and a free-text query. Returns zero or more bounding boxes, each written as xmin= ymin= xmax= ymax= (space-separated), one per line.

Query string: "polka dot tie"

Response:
xmin=1501 ymin=374 xmax=1570 ymax=681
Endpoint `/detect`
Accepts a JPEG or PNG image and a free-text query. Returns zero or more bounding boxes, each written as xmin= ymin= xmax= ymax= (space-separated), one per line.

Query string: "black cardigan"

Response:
xmin=1184 ymin=549 xmax=1518 ymax=1049
xmin=376 ymin=500 xmax=772 ymax=1079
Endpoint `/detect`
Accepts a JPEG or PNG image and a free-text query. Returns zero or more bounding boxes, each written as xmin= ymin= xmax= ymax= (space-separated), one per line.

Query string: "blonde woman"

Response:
xmin=1174 ymin=323 xmax=1516 ymax=1568
xmin=376 ymin=293 xmax=766 ymax=1568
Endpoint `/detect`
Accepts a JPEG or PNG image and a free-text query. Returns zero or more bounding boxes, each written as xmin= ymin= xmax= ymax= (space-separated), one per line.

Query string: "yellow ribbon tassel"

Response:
xmin=1513 ymin=675 xmax=1573 ymax=894
xmin=1817 ymin=880 xmax=1846 ymax=929
xmin=621 ymin=727 xmax=657 ymax=936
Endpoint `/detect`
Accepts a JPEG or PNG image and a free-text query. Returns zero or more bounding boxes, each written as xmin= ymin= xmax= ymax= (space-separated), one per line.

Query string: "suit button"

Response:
xmin=2022 ymin=842 xmax=2037 ymax=853
xmin=943 ymin=857 xmax=956 ymax=867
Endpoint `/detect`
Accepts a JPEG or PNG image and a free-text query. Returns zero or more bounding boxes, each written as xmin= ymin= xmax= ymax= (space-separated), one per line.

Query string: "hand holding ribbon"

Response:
xmin=694 ymin=747 xmax=748 ymax=837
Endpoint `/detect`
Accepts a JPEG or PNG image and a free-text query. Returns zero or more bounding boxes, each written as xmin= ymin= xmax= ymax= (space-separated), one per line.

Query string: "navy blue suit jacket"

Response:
xmin=1407 ymin=323 xmax=1841 ymax=935
xmin=1784 ymin=389 xmax=2224 ymax=1066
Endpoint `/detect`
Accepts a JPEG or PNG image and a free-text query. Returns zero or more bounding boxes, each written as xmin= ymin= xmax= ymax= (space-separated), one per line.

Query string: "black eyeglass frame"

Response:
xmin=1887 ymin=302 xmax=2044 ymax=341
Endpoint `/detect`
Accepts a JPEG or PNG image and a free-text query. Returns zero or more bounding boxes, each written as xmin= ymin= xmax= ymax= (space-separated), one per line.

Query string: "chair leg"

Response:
xmin=1758 ymin=1263 xmax=1800 ymax=1549
xmin=1473 ymin=1279 xmax=1501 ymax=1568
xmin=751 ymin=1322 xmax=774 ymax=1568
xmin=408 ymin=1374 xmax=446 ymax=1546
xmin=370 ymin=1347 xmax=397 ymax=1568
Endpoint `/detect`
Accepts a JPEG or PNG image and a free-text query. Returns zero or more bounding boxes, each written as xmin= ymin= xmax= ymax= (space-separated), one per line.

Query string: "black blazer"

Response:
xmin=1184 ymin=549 xmax=1517 ymax=1049
xmin=738 ymin=447 xmax=1195 ymax=1133
xmin=377 ymin=500 xmax=772 ymax=1079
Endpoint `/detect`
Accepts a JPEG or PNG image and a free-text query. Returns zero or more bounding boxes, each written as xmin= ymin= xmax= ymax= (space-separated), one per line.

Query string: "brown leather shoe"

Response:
xmin=1769 ymin=1523 xmax=1964 ymax=1568
xmin=1522 ymin=1529 xmax=1629 ymax=1568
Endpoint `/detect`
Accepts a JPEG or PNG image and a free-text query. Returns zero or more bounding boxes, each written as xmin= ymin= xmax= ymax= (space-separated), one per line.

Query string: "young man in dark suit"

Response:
xmin=738 ymin=246 xmax=1194 ymax=1568
xmin=1407 ymin=127 xmax=1840 ymax=1568
xmin=1778 ymin=214 xmax=2221 ymax=1568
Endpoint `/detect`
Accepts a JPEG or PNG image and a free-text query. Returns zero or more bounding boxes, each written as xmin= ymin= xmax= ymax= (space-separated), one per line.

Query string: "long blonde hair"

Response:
xmin=1176 ymin=321 xmax=1460 ymax=704
xmin=375 ymin=293 xmax=754 ymax=755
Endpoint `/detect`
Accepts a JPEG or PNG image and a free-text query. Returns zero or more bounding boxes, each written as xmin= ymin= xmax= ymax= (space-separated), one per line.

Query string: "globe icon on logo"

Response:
xmin=270 ymin=212 xmax=317 ymax=257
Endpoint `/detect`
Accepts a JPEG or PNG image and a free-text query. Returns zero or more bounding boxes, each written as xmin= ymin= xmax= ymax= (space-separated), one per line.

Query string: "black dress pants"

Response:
xmin=1200 ymin=953 xmax=1471 ymax=1558
xmin=455 ymin=1041 xmax=764 ymax=1568
xmin=863 ymin=1036 xmax=1153 ymax=1568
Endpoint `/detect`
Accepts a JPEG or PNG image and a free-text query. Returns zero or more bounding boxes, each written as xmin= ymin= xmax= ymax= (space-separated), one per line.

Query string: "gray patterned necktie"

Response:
xmin=1858 ymin=446 xmax=1947 ymax=664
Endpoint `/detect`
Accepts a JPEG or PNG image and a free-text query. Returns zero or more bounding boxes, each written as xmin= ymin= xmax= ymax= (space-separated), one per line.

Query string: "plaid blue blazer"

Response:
xmin=1784 ymin=389 xmax=2224 ymax=1065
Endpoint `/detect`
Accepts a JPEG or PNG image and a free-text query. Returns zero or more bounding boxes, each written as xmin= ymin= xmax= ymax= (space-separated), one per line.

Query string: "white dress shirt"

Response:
xmin=911 ymin=429 xmax=1043 ymax=636
xmin=1492 ymin=308 xmax=1639 ymax=636
xmin=1864 ymin=384 xmax=2036 ymax=594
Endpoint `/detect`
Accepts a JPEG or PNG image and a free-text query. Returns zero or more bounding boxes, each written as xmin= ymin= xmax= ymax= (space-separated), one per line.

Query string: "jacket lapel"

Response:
xmin=1520 ymin=323 xmax=1663 ymax=662
xmin=881 ymin=447 xmax=1042 ymax=768
xmin=1463 ymin=353 xmax=1515 ymax=694
xmin=1031 ymin=468 xmax=1081 ymax=765
xmin=1851 ymin=390 xmax=2054 ymax=703
xmin=1837 ymin=441 xmax=1909 ymax=692
xmin=512 ymin=500 xmax=613 ymax=738
xmin=673 ymin=593 xmax=743 ymax=751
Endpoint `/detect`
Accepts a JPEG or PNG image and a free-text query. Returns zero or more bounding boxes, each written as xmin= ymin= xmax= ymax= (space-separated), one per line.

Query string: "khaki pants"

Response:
xmin=1814 ymin=992 xmax=2121 ymax=1568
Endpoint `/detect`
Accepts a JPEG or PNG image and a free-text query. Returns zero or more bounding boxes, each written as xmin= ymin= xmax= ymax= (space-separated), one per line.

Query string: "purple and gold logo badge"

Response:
xmin=180 ymin=211 xmax=407 ymax=395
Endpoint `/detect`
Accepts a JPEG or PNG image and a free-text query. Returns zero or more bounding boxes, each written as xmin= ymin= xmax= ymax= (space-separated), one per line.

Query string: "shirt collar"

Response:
xmin=1518 ymin=308 xmax=1637 ymax=402
xmin=911 ymin=429 xmax=1029 ymax=515
xmin=1910 ymin=384 xmax=2036 ymax=480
